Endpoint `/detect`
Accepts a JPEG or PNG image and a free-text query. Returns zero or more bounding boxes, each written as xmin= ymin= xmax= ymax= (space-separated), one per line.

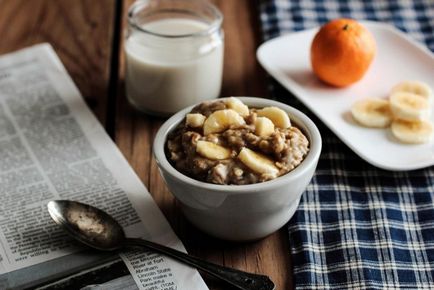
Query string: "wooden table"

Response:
xmin=0 ymin=0 xmax=293 ymax=289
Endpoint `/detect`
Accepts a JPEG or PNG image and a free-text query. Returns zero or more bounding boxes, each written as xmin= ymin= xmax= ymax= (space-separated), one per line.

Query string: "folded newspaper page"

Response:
xmin=0 ymin=44 xmax=208 ymax=290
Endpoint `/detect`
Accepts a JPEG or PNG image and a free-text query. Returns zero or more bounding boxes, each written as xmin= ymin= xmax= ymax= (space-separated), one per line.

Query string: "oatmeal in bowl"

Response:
xmin=166 ymin=97 xmax=309 ymax=185
xmin=153 ymin=97 xmax=321 ymax=241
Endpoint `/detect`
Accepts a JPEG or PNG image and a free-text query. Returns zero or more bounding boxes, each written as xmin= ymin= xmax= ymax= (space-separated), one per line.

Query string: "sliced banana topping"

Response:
xmin=351 ymin=98 xmax=392 ymax=128
xmin=391 ymin=119 xmax=433 ymax=144
xmin=196 ymin=140 xmax=231 ymax=160
xmin=186 ymin=113 xmax=206 ymax=128
xmin=226 ymin=97 xmax=250 ymax=117
xmin=255 ymin=116 xmax=275 ymax=137
xmin=390 ymin=91 xmax=431 ymax=121
xmin=257 ymin=106 xmax=291 ymax=129
xmin=350 ymin=80 xmax=434 ymax=145
xmin=238 ymin=147 xmax=279 ymax=176
xmin=391 ymin=80 xmax=433 ymax=103
xmin=203 ymin=109 xmax=246 ymax=135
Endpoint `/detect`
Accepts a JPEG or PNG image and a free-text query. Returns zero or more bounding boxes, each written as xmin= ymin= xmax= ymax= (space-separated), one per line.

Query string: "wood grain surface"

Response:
xmin=0 ymin=0 xmax=294 ymax=289
xmin=115 ymin=1 xmax=293 ymax=289
xmin=0 ymin=0 xmax=116 ymax=124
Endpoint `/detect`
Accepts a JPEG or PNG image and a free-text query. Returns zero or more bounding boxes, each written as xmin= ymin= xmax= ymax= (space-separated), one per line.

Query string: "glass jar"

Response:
xmin=125 ymin=0 xmax=224 ymax=116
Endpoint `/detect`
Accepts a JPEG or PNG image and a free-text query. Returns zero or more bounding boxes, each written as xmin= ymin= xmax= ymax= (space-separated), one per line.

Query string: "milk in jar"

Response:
xmin=125 ymin=1 xmax=224 ymax=116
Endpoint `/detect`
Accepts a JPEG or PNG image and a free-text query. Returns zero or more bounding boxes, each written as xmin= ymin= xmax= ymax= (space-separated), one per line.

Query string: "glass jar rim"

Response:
xmin=128 ymin=0 xmax=223 ymax=39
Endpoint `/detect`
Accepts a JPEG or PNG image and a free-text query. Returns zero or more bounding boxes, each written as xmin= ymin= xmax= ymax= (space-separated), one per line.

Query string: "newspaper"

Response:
xmin=0 ymin=44 xmax=208 ymax=290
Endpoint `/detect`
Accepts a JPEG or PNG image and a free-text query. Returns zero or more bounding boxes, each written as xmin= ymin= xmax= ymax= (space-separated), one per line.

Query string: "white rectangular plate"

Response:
xmin=257 ymin=21 xmax=434 ymax=171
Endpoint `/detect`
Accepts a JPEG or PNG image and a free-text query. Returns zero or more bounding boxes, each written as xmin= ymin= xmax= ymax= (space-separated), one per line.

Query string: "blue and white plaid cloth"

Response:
xmin=259 ymin=0 xmax=434 ymax=289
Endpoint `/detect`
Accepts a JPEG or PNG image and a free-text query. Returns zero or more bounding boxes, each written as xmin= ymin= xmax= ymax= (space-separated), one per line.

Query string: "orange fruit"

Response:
xmin=310 ymin=18 xmax=376 ymax=87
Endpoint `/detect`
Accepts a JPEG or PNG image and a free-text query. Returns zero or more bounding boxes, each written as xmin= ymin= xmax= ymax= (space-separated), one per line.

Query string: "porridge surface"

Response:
xmin=166 ymin=98 xmax=309 ymax=185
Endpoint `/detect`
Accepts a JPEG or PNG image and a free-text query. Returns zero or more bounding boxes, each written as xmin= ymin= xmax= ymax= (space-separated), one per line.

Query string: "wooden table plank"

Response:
xmin=114 ymin=1 xmax=293 ymax=289
xmin=0 ymin=0 xmax=116 ymax=125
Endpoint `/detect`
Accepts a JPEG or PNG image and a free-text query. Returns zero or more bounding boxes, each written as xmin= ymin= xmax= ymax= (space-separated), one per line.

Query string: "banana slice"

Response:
xmin=186 ymin=113 xmax=206 ymax=128
xmin=256 ymin=107 xmax=291 ymax=129
xmin=351 ymin=98 xmax=392 ymax=128
xmin=203 ymin=109 xmax=246 ymax=135
xmin=226 ymin=97 xmax=250 ymax=117
xmin=255 ymin=117 xmax=275 ymax=137
xmin=391 ymin=80 xmax=433 ymax=103
xmin=391 ymin=119 xmax=433 ymax=144
xmin=196 ymin=140 xmax=231 ymax=160
xmin=238 ymin=147 xmax=279 ymax=176
xmin=390 ymin=92 xmax=431 ymax=121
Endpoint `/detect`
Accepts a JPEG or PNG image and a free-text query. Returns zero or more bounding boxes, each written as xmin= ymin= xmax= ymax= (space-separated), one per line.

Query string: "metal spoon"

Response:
xmin=47 ymin=200 xmax=275 ymax=290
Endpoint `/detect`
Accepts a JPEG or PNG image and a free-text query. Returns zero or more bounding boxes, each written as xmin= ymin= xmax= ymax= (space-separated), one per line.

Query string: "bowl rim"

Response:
xmin=153 ymin=97 xmax=322 ymax=194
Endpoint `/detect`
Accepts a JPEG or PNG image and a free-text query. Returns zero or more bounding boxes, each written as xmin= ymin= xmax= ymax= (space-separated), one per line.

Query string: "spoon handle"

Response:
xmin=125 ymin=238 xmax=275 ymax=290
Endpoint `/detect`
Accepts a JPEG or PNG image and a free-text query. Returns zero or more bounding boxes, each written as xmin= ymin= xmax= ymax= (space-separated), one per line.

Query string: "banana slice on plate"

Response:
xmin=391 ymin=119 xmax=434 ymax=144
xmin=226 ymin=97 xmax=250 ymax=117
xmin=196 ymin=140 xmax=231 ymax=160
xmin=390 ymin=91 xmax=431 ymax=121
xmin=186 ymin=113 xmax=206 ymax=128
xmin=203 ymin=109 xmax=246 ymax=135
xmin=391 ymin=80 xmax=433 ymax=103
xmin=256 ymin=106 xmax=291 ymax=129
xmin=351 ymin=98 xmax=392 ymax=128
xmin=255 ymin=117 xmax=275 ymax=137
xmin=238 ymin=147 xmax=279 ymax=176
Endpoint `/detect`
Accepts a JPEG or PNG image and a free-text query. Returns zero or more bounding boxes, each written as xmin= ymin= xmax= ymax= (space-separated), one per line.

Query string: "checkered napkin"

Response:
xmin=258 ymin=0 xmax=434 ymax=289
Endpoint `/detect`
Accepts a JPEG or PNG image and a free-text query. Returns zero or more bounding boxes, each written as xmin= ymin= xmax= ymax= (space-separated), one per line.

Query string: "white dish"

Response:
xmin=257 ymin=21 xmax=434 ymax=171
xmin=154 ymin=97 xmax=321 ymax=241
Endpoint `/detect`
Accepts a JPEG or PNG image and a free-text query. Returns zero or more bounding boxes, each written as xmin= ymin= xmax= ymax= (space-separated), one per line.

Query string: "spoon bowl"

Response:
xmin=47 ymin=200 xmax=275 ymax=290
xmin=48 ymin=200 xmax=125 ymax=251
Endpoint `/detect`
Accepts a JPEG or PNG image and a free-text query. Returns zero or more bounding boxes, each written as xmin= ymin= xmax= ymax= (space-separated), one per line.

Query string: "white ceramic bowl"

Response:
xmin=153 ymin=97 xmax=322 ymax=241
